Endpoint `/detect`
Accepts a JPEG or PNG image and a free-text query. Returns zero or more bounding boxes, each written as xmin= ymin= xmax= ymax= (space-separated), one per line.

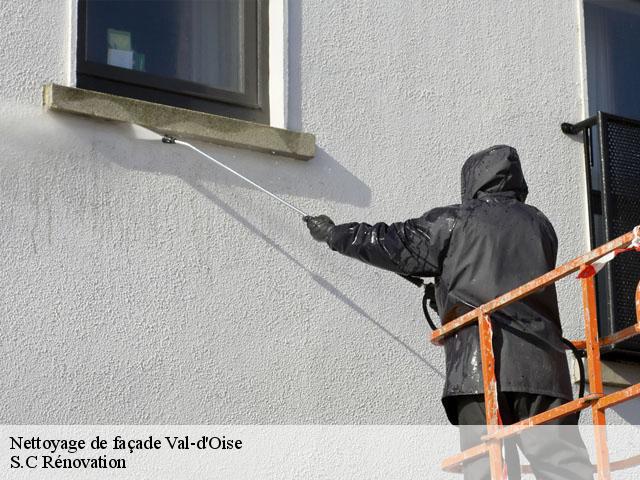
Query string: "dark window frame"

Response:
xmin=76 ymin=0 xmax=270 ymax=123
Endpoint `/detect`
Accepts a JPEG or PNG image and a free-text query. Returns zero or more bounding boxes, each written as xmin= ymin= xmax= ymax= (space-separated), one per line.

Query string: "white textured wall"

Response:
xmin=2 ymin=0 xmax=638 ymax=428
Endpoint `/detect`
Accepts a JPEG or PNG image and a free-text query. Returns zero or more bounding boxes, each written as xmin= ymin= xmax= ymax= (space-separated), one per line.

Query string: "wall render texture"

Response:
xmin=1 ymin=0 xmax=638 ymax=426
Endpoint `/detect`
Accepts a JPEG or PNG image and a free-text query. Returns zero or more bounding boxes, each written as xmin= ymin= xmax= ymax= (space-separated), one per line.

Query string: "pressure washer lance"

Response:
xmin=130 ymin=124 xmax=309 ymax=218
xmin=165 ymin=135 xmax=309 ymax=217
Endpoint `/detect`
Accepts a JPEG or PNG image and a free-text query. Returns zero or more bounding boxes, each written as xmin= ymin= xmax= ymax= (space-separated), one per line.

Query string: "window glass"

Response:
xmin=584 ymin=0 xmax=640 ymax=119
xmin=84 ymin=0 xmax=245 ymax=94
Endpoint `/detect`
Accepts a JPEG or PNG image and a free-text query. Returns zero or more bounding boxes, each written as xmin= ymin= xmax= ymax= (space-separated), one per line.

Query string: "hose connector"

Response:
xmin=162 ymin=135 xmax=177 ymax=144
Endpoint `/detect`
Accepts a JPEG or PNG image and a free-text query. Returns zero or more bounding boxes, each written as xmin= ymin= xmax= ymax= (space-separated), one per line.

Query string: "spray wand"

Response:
xmin=132 ymin=125 xmax=309 ymax=218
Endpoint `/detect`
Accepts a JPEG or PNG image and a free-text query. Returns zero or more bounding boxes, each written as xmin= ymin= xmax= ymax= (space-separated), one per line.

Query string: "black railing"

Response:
xmin=563 ymin=112 xmax=640 ymax=360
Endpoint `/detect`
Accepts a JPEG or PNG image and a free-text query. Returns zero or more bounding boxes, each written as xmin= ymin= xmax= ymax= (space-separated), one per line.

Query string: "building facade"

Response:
xmin=1 ymin=0 xmax=639 ymax=430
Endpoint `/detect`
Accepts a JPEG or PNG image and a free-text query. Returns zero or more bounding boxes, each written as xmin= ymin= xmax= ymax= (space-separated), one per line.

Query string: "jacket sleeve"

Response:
xmin=326 ymin=207 xmax=457 ymax=277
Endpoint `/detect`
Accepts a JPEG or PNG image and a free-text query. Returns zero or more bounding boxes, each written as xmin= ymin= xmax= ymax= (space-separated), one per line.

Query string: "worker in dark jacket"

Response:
xmin=305 ymin=145 xmax=593 ymax=479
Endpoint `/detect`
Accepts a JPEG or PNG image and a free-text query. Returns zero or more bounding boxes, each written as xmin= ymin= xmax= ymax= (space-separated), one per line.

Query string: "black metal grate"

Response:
xmin=600 ymin=114 xmax=640 ymax=356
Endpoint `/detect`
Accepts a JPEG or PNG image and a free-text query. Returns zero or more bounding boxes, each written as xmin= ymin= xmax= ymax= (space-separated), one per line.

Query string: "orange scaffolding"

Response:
xmin=432 ymin=228 xmax=640 ymax=479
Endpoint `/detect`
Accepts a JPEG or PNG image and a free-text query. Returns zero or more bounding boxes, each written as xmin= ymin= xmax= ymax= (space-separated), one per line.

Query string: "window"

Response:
xmin=579 ymin=0 xmax=640 ymax=360
xmin=76 ymin=0 xmax=269 ymax=123
xmin=584 ymin=0 xmax=640 ymax=119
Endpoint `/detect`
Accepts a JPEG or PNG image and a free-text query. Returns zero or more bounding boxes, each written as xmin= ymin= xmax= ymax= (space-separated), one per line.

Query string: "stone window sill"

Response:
xmin=42 ymin=84 xmax=315 ymax=161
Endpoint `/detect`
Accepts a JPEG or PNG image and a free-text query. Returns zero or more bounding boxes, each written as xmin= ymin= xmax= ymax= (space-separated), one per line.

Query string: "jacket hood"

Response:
xmin=460 ymin=145 xmax=528 ymax=203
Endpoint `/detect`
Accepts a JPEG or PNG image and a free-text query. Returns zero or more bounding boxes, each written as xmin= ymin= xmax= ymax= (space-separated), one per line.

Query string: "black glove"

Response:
xmin=304 ymin=215 xmax=335 ymax=243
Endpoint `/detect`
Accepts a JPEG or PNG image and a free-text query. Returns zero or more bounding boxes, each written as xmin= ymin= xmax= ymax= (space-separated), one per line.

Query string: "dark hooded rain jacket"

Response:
xmin=325 ymin=145 xmax=573 ymax=424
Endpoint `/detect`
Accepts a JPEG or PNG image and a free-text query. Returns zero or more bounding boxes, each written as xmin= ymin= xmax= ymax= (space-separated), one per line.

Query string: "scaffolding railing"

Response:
xmin=432 ymin=228 xmax=640 ymax=479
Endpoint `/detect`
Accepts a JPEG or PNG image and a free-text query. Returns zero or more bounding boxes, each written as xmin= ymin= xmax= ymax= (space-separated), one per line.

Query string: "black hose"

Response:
xmin=422 ymin=284 xmax=439 ymax=331
xmin=561 ymin=337 xmax=586 ymax=399
xmin=397 ymin=274 xmax=439 ymax=330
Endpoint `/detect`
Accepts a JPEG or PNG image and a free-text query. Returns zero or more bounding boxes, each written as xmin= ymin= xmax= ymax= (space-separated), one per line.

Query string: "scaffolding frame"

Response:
xmin=433 ymin=228 xmax=640 ymax=479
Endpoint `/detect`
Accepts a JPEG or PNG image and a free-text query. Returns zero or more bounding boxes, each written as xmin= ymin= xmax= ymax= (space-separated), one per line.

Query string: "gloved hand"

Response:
xmin=303 ymin=215 xmax=335 ymax=242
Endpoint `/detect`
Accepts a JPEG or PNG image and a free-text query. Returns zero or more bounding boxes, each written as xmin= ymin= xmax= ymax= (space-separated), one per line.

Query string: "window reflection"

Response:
xmin=85 ymin=0 xmax=244 ymax=93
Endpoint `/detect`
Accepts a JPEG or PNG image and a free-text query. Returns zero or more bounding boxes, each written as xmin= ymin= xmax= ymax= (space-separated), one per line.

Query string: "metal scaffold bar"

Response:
xmin=436 ymin=228 xmax=640 ymax=479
